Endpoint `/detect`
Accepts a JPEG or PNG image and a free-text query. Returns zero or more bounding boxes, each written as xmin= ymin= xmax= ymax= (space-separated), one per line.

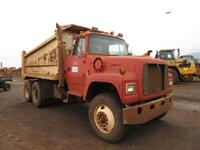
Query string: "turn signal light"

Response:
xmin=119 ymin=68 xmax=126 ymax=75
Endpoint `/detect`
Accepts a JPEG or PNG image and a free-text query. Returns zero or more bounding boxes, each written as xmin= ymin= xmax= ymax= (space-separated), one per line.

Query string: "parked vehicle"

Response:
xmin=22 ymin=23 xmax=173 ymax=142
xmin=0 ymin=71 xmax=12 ymax=91
xmin=180 ymin=55 xmax=200 ymax=78
xmin=156 ymin=49 xmax=196 ymax=82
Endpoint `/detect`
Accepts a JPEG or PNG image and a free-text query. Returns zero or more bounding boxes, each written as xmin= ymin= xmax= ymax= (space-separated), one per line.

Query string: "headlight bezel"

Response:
xmin=125 ymin=83 xmax=135 ymax=95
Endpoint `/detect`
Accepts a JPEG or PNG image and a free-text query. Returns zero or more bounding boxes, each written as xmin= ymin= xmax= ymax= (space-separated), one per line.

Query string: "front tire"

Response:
xmin=88 ymin=93 xmax=126 ymax=143
xmin=32 ymin=81 xmax=45 ymax=108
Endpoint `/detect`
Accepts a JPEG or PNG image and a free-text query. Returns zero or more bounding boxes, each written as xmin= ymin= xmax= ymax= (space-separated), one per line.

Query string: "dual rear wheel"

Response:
xmin=23 ymin=80 xmax=45 ymax=108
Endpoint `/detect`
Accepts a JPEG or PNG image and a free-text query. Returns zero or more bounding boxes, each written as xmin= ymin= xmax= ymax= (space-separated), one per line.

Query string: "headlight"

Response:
xmin=126 ymin=83 xmax=135 ymax=94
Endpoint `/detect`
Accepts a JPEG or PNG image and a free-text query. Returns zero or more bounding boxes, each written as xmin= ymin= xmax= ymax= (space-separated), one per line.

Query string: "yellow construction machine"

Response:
xmin=155 ymin=49 xmax=196 ymax=82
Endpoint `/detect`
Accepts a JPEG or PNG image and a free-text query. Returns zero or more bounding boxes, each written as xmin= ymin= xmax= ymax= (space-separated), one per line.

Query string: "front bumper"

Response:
xmin=123 ymin=94 xmax=172 ymax=124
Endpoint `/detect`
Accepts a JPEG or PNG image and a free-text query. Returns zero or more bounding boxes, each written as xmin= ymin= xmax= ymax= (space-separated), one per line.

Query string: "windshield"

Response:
xmin=89 ymin=34 xmax=128 ymax=56
xmin=159 ymin=51 xmax=174 ymax=60
xmin=181 ymin=56 xmax=195 ymax=62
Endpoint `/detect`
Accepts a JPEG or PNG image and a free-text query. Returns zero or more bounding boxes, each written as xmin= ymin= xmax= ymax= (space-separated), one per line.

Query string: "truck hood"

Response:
xmin=103 ymin=56 xmax=166 ymax=73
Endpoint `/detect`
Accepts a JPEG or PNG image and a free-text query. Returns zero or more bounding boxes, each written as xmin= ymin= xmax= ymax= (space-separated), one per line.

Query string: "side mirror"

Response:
xmin=128 ymin=50 xmax=132 ymax=56
xmin=126 ymin=43 xmax=132 ymax=55
xmin=126 ymin=43 xmax=129 ymax=50
xmin=128 ymin=53 xmax=132 ymax=56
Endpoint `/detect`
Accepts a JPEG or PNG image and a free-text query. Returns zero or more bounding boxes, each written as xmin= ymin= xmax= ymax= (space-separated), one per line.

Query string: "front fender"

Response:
xmin=83 ymin=73 xmax=123 ymax=101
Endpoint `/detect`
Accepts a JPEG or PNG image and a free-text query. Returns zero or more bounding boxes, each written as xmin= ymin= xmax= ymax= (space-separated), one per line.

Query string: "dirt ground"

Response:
xmin=0 ymin=80 xmax=200 ymax=150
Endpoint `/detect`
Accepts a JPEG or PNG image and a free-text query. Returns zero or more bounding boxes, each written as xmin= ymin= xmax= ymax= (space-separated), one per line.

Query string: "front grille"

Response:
xmin=143 ymin=64 xmax=168 ymax=95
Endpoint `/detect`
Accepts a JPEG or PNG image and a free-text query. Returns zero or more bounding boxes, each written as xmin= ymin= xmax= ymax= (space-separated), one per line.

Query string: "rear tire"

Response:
xmin=88 ymin=93 xmax=127 ymax=143
xmin=3 ymin=83 xmax=11 ymax=91
xmin=23 ymin=80 xmax=32 ymax=102
xmin=32 ymin=81 xmax=45 ymax=108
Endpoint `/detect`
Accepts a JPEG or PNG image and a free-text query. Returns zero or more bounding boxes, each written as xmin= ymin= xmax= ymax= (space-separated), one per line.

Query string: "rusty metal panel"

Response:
xmin=123 ymin=95 xmax=172 ymax=124
xmin=25 ymin=37 xmax=58 ymax=66
xmin=24 ymin=36 xmax=59 ymax=80
xmin=62 ymin=32 xmax=74 ymax=55
xmin=23 ymin=31 xmax=74 ymax=80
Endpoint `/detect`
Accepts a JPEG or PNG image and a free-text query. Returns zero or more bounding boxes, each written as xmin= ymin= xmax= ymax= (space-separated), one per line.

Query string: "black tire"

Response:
xmin=32 ymin=81 xmax=45 ymax=108
xmin=170 ymin=69 xmax=179 ymax=83
xmin=3 ymin=83 xmax=11 ymax=91
xmin=23 ymin=80 xmax=32 ymax=102
xmin=180 ymin=75 xmax=193 ymax=82
xmin=88 ymin=93 xmax=127 ymax=143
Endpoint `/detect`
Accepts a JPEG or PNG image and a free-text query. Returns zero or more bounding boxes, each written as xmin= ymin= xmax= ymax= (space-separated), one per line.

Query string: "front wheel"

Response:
xmin=88 ymin=93 xmax=127 ymax=143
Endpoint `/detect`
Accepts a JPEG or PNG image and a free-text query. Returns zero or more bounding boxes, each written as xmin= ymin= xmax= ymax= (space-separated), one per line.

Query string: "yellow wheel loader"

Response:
xmin=155 ymin=49 xmax=196 ymax=83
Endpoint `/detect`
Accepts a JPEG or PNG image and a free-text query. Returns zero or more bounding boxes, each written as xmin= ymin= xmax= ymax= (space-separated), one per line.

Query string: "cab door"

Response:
xmin=66 ymin=37 xmax=86 ymax=95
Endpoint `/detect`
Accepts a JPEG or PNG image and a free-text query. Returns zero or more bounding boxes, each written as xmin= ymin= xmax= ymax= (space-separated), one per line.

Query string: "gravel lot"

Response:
xmin=0 ymin=80 xmax=200 ymax=150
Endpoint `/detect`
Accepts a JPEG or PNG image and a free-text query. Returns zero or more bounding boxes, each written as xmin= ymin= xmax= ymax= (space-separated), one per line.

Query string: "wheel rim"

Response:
xmin=94 ymin=104 xmax=115 ymax=134
xmin=24 ymin=86 xmax=29 ymax=99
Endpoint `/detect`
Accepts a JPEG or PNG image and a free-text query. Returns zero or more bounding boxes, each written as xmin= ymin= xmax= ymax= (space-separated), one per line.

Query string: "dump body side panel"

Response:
xmin=22 ymin=33 xmax=74 ymax=80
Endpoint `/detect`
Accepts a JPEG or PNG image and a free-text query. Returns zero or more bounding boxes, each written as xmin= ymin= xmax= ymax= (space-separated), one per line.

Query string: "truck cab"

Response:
xmin=67 ymin=31 xmax=172 ymax=104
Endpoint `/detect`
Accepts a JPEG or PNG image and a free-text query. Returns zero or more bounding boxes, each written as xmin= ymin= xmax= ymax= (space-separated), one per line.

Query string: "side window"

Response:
xmin=73 ymin=38 xmax=85 ymax=55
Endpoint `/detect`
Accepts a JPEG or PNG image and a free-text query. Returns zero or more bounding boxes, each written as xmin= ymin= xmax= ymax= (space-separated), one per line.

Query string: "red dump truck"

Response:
xmin=22 ymin=24 xmax=173 ymax=142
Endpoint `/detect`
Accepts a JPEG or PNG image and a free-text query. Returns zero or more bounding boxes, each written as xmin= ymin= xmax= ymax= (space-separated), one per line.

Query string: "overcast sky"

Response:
xmin=0 ymin=0 xmax=200 ymax=67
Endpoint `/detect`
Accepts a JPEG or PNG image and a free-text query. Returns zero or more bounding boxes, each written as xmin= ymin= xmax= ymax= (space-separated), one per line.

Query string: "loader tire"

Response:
xmin=32 ymin=81 xmax=45 ymax=108
xmin=23 ymin=80 xmax=32 ymax=102
xmin=88 ymin=93 xmax=127 ymax=143
xmin=170 ymin=69 xmax=178 ymax=83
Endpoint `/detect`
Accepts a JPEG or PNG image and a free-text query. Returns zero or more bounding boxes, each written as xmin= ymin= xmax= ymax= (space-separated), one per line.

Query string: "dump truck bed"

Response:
xmin=22 ymin=35 xmax=60 ymax=80
xmin=22 ymin=24 xmax=89 ymax=80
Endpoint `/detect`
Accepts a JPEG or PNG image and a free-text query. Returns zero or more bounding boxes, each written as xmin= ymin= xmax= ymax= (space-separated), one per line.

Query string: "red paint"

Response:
xmin=0 ymin=71 xmax=4 ymax=77
xmin=65 ymin=32 xmax=172 ymax=105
